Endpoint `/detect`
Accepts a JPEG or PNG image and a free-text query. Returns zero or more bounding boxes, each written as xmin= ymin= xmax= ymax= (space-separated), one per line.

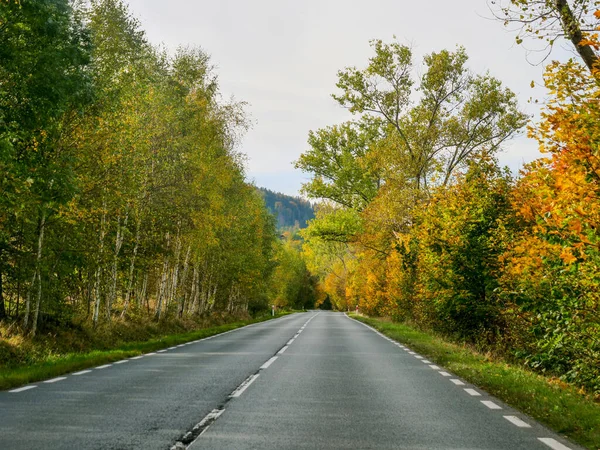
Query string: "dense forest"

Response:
xmin=297 ymin=2 xmax=600 ymax=395
xmin=0 ymin=0 xmax=314 ymax=339
xmin=258 ymin=188 xmax=314 ymax=231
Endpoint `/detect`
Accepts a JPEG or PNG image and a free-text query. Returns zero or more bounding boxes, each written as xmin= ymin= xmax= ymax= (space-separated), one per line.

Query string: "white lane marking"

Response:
xmin=439 ymin=371 xmax=451 ymax=377
xmin=146 ymin=352 xmax=157 ymax=355
xmin=408 ymin=351 xmax=416 ymax=355
xmin=130 ymin=356 xmax=144 ymax=360
xmin=43 ymin=377 xmax=67 ymax=384
xmin=286 ymin=338 xmax=295 ymax=345
xmin=157 ymin=349 xmax=167 ymax=353
xmin=260 ymin=356 xmax=278 ymax=369
xmin=168 ymin=347 xmax=177 ymax=350
xmin=229 ymin=374 xmax=260 ymax=398
xmin=429 ymin=365 xmax=441 ymax=370
xmin=415 ymin=355 xmax=424 ymax=359
xmin=114 ymin=360 xmax=129 ymax=364
xmin=277 ymin=346 xmax=288 ymax=355
xmin=198 ymin=408 xmax=225 ymax=435
xmin=450 ymin=379 xmax=465 ymax=385
xmin=95 ymin=364 xmax=112 ymax=369
xmin=176 ymin=344 xmax=185 ymax=348
xmin=464 ymin=388 xmax=481 ymax=396
xmin=9 ymin=385 xmax=37 ymax=393
xmin=504 ymin=416 xmax=531 ymax=428
xmin=481 ymin=400 xmax=502 ymax=410
xmin=538 ymin=438 xmax=572 ymax=450
xmin=73 ymin=370 xmax=92 ymax=376
xmin=422 ymin=360 xmax=432 ymax=364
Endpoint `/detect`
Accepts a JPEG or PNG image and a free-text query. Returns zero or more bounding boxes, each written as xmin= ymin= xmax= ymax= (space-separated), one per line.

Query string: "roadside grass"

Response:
xmin=349 ymin=314 xmax=600 ymax=450
xmin=0 ymin=311 xmax=297 ymax=392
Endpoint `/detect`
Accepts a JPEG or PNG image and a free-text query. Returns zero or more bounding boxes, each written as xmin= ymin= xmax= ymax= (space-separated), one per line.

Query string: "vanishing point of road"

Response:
xmin=0 ymin=312 xmax=579 ymax=449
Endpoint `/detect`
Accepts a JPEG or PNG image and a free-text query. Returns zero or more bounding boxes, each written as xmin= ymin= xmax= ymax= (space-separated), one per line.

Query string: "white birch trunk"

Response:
xmin=30 ymin=210 xmax=46 ymax=337
xmin=121 ymin=216 xmax=140 ymax=318
xmin=92 ymin=202 xmax=107 ymax=327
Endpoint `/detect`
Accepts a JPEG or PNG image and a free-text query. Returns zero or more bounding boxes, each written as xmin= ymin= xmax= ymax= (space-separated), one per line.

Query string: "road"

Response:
xmin=0 ymin=312 xmax=579 ymax=450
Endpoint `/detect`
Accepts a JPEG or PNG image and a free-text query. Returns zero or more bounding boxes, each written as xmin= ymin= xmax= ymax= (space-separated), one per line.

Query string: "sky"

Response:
xmin=124 ymin=0 xmax=562 ymax=196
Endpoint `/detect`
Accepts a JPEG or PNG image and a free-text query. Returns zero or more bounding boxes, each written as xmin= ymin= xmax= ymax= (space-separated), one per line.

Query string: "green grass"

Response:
xmin=0 ymin=311 xmax=297 ymax=392
xmin=349 ymin=314 xmax=600 ymax=450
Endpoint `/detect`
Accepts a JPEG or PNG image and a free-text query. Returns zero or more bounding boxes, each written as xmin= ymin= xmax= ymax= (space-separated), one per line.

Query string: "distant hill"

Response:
xmin=258 ymin=188 xmax=315 ymax=230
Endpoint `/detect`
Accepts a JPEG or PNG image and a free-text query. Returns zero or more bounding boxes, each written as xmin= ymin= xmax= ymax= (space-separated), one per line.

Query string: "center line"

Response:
xmin=229 ymin=374 xmax=260 ymax=398
xmin=504 ymin=416 xmax=531 ymax=428
xmin=260 ymin=356 xmax=278 ymax=369
xmin=277 ymin=346 xmax=288 ymax=354
xmin=286 ymin=338 xmax=295 ymax=345
xmin=43 ymin=377 xmax=67 ymax=384
xmin=73 ymin=370 xmax=92 ymax=376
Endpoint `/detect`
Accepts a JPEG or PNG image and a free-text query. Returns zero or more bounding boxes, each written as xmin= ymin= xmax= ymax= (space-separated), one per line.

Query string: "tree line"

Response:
xmin=258 ymin=188 xmax=315 ymax=231
xmin=298 ymin=0 xmax=600 ymax=395
xmin=0 ymin=0 xmax=314 ymax=335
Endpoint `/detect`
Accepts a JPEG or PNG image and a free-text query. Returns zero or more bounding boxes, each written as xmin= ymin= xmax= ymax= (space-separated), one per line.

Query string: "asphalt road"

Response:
xmin=0 ymin=312 xmax=580 ymax=450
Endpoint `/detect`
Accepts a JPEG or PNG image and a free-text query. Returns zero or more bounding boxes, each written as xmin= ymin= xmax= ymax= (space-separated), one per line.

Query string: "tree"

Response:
xmin=491 ymin=0 xmax=600 ymax=72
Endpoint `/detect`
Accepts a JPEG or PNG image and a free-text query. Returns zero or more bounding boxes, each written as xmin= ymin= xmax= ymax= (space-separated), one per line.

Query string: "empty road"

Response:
xmin=0 ymin=312 xmax=579 ymax=449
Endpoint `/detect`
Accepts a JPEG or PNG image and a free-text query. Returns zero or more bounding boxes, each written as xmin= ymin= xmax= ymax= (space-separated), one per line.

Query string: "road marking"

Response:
xmin=73 ymin=370 xmax=92 ymax=376
xmin=277 ymin=346 xmax=288 ymax=354
xmin=168 ymin=346 xmax=177 ymax=350
xmin=538 ymin=438 xmax=572 ymax=450
xmin=429 ymin=365 xmax=441 ymax=370
xmin=9 ymin=385 xmax=37 ymax=393
xmin=422 ymin=360 xmax=432 ymax=364
xmin=464 ymin=388 xmax=481 ymax=396
xmin=130 ymin=356 xmax=144 ymax=360
xmin=450 ymin=379 xmax=465 ymax=385
xmin=114 ymin=360 xmax=129 ymax=364
xmin=260 ymin=356 xmax=278 ymax=369
xmin=176 ymin=344 xmax=185 ymax=347
xmin=95 ymin=364 xmax=112 ymax=369
xmin=504 ymin=415 xmax=531 ymax=428
xmin=146 ymin=352 xmax=157 ymax=356
xmin=408 ymin=351 xmax=416 ymax=355
xmin=481 ymin=400 xmax=502 ymax=410
xmin=439 ymin=371 xmax=451 ymax=377
xmin=157 ymin=349 xmax=167 ymax=353
xmin=43 ymin=377 xmax=67 ymax=384
xmin=287 ymin=338 xmax=295 ymax=345
xmin=414 ymin=355 xmax=424 ymax=359
xmin=229 ymin=374 xmax=260 ymax=398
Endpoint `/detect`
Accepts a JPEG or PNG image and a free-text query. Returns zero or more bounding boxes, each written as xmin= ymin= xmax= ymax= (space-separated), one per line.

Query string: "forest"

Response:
xmin=297 ymin=1 xmax=600 ymax=395
xmin=0 ymin=0 xmax=315 ymax=347
xmin=258 ymin=188 xmax=315 ymax=231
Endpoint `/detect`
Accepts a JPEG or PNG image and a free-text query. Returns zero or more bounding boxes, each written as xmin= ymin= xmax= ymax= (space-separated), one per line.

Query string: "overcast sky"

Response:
xmin=125 ymin=0 xmax=561 ymax=196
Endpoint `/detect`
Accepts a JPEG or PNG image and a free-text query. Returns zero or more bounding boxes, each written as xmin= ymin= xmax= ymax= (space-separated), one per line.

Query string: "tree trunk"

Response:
xmin=93 ymin=203 xmax=107 ymax=327
xmin=30 ymin=210 xmax=47 ymax=337
xmin=121 ymin=216 xmax=140 ymax=319
xmin=108 ymin=213 xmax=128 ymax=320
xmin=0 ymin=269 xmax=6 ymax=320
xmin=555 ymin=0 xmax=599 ymax=73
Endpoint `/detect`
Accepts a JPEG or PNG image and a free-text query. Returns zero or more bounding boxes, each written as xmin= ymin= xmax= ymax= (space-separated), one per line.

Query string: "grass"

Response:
xmin=0 ymin=311 xmax=297 ymax=392
xmin=349 ymin=314 xmax=600 ymax=450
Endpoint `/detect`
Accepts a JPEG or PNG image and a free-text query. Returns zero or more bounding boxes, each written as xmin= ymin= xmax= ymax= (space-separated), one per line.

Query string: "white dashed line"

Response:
xmin=408 ymin=351 xmax=416 ymax=355
xmin=481 ymin=400 xmax=502 ymax=410
xmin=130 ymin=356 xmax=144 ymax=360
xmin=146 ymin=352 xmax=157 ymax=356
xmin=422 ymin=360 xmax=432 ymax=364
xmin=229 ymin=374 xmax=260 ymax=398
xmin=260 ymin=356 xmax=278 ymax=369
xmin=277 ymin=346 xmax=288 ymax=354
xmin=114 ymin=360 xmax=128 ymax=364
xmin=73 ymin=370 xmax=92 ymax=376
xmin=414 ymin=355 xmax=424 ymax=359
xmin=287 ymin=338 xmax=295 ymax=345
xmin=95 ymin=364 xmax=112 ymax=369
xmin=157 ymin=349 xmax=167 ymax=353
xmin=450 ymin=379 xmax=465 ymax=385
xmin=43 ymin=377 xmax=67 ymax=384
xmin=464 ymin=388 xmax=481 ymax=396
xmin=9 ymin=385 xmax=37 ymax=393
xmin=503 ymin=416 xmax=531 ymax=428
xmin=429 ymin=365 xmax=441 ymax=370
xmin=439 ymin=371 xmax=451 ymax=377
xmin=538 ymin=438 xmax=572 ymax=450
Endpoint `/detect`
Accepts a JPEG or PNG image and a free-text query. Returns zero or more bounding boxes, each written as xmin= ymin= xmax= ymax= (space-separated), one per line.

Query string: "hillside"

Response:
xmin=258 ymin=188 xmax=315 ymax=230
